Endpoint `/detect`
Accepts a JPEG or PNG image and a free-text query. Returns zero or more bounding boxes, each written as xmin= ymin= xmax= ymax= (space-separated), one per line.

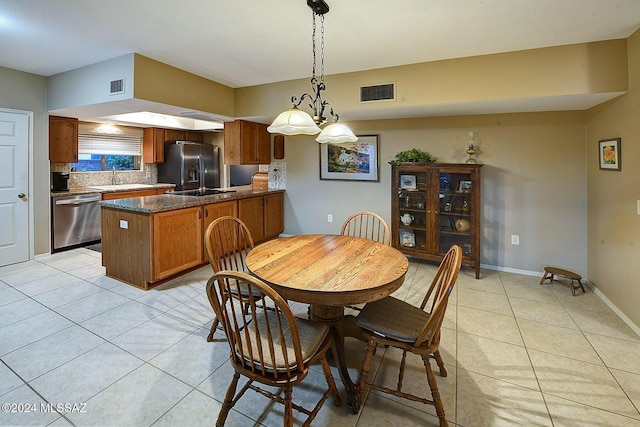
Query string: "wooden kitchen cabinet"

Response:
xmin=102 ymin=206 xmax=203 ymax=289
xmin=391 ymin=163 xmax=483 ymax=278
xmin=101 ymin=188 xmax=167 ymax=200
xmin=143 ymin=128 xmax=166 ymax=163
xmin=202 ymin=200 xmax=238 ymax=262
xmin=264 ymin=192 xmax=284 ymax=240
xmin=238 ymin=196 xmax=265 ymax=242
xmin=224 ymin=119 xmax=270 ymax=164
xmin=153 ymin=206 xmax=203 ymax=280
xmin=238 ymin=193 xmax=284 ymax=243
xmin=185 ymin=131 xmax=204 ymax=143
xmin=49 ymin=116 xmax=78 ymax=162
xmin=143 ymin=128 xmax=204 ymax=163
xmin=165 ymin=129 xmax=186 ymax=142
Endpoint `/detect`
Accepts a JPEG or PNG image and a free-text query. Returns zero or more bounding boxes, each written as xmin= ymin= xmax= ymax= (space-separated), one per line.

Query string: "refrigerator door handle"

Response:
xmin=198 ymin=154 xmax=204 ymax=190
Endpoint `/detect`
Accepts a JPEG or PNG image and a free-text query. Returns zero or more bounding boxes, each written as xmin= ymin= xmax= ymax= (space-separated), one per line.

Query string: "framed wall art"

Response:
xmin=458 ymin=180 xmax=472 ymax=192
xmin=599 ymin=138 xmax=621 ymax=171
xmin=319 ymin=135 xmax=379 ymax=181
xmin=399 ymin=175 xmax=417 ymax=189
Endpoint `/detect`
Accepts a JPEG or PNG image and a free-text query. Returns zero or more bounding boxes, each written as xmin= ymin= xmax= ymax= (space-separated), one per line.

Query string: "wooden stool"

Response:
xmin=540 ymin=266 xmax=586 ymax=296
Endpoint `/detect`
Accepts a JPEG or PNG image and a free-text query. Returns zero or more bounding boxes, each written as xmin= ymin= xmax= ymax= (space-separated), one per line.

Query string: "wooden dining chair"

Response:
xmin=355 ymin=245 xmax=462 ymax=427
xmin=204 ymin=216 xmax=259 ymax=342
xmin=340 ymin=211 xmax=391 ymax=246
xmin=341 ymin=211 xmax=391 ymax=312
xmin=206 ymin=270 xmax=342 ymax=427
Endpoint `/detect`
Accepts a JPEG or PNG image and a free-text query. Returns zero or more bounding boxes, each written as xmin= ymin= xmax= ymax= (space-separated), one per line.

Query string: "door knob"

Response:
xmin=18 ymin=193 xmax=26 ymax=199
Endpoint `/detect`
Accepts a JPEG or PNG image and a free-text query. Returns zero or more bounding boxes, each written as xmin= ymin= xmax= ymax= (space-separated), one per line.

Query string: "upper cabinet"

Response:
xmin=143 ymin=128 xmax=204 ymax=163
xmin=143 ymin=128 xmax=166 ymax=163
xmin=49 ymin=116 xmax=78 ymax=163
xmin=185 ymin=131 xmax=204 ymax=143
xmin=224 ymin=120 xmax=270 ymax=165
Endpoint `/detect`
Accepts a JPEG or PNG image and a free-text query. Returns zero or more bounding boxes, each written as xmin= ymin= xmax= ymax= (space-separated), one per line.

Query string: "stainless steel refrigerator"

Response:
xmin=157 ymin=141 xmax=220 ymax=190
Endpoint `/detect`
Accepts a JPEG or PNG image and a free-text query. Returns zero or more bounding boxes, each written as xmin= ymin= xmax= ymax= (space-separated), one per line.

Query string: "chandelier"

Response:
xmin=267 ymin=0 xmax=357 ymax=144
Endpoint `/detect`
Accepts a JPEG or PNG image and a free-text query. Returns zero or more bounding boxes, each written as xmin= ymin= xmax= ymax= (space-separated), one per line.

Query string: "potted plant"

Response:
xmin=392 ymin=148 xmax=436 ymax=164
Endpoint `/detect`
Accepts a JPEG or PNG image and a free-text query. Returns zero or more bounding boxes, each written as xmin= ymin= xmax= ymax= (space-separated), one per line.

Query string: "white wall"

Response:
xmin=47 ymin=54 xmax=134 ymax=110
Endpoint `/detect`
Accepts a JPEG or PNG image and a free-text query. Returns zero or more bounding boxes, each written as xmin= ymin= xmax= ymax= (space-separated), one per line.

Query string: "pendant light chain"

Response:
xmin=266 ymin=1 xmax=357 ymax=143
xmin=312 ymin=11 xmax=317 ymax=81
xmin=320 ymin=14 xmax=325 ymax=84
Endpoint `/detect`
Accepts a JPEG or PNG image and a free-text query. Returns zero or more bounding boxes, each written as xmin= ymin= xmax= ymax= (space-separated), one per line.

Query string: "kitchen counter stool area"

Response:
xmin=1 ymin=247 xmax=639 ymax=426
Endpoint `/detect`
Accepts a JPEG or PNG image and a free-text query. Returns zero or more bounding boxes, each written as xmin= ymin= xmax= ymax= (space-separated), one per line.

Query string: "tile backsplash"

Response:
xmin=51 ymin=162 xmax=158 ymax=189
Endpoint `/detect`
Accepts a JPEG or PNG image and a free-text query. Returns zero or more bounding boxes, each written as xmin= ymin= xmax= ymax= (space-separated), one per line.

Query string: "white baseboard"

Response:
xmin=590 ymin=285 xmax=640 ymax=337
xmin=480 ymin=263 xmax=541 ymax=277
xmin=481 ymin=263 xmax=640 ymax=337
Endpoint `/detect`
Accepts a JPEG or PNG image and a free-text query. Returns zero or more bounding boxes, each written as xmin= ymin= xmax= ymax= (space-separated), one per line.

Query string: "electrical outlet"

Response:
xmin=637 ymin=200 xmax=640 ymax=215
xmin=511 ymin=234 xmax=520 ymax=245
xmin=327 ymin=214 xmax=333 ymax=223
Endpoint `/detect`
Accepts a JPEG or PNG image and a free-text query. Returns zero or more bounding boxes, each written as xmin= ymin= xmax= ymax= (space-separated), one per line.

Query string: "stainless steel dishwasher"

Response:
xmin=51 ymin=193 xmax=102 ymax=252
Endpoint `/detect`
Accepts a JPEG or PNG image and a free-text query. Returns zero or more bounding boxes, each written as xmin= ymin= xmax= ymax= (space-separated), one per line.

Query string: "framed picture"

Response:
xmin=319 ymin=135 xmax=379 ymax=181
xmin=599 ymin=138 xmax=622 ymax=171
xmin=399 ymin=229 xmax=415 ymax=247
xmin=399 ymin=175 xmax=417 ymax=189
xmin=458 ymin=180 xmax=472 ymax=192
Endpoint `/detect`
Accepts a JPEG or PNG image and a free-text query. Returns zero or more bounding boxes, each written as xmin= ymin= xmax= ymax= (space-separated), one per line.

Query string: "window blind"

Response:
xmin=78 ymin=133 xmax=142 ymax=156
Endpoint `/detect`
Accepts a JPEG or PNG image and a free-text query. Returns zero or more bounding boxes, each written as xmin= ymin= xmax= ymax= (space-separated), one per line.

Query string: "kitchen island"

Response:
xmin=100 ymin=187 xmax=284 ymax=289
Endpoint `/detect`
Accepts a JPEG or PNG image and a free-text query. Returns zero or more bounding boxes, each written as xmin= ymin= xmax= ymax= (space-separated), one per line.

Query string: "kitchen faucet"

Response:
xmin=112 ymin=166 xmax=116 ymax=185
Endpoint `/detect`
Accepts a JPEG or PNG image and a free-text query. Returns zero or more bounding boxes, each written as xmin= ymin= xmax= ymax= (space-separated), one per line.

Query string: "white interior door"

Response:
xmin=0 ymin=110 xmax=30 ymax=266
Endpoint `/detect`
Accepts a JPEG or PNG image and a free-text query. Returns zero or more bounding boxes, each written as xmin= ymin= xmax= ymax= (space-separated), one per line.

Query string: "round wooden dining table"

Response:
xmin=245 ymin=234 xmax=409 ymax=412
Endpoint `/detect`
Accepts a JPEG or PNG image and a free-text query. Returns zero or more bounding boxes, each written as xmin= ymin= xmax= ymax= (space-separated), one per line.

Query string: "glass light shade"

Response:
xmin=315 ymin=123 xmax=358 ymax=143
xmin=267 ymin=107 xmax=321 ymax=135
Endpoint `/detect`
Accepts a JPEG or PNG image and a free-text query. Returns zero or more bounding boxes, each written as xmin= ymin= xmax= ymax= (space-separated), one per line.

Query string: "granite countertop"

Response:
xmin=99 ymin=187 xmax=285 ymax=214
xmin=50 ymin=183 xmax=175 ymax=197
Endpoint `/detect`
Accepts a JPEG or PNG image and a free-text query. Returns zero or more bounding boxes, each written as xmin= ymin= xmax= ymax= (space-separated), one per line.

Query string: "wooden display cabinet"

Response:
xmin=391 ymin=162 xmax=483 ymax=278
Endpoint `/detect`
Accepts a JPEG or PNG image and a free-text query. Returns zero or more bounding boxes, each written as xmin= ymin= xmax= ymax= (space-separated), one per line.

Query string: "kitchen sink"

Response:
xmin=89 ymin=184 xmax=155 ymax=191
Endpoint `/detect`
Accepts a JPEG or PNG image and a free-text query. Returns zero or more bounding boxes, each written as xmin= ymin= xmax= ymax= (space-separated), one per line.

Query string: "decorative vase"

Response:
xmin=465 ymin=131 xmax=479 ymax=164
xmin=455 ymin=218 xmax=471 ymax=232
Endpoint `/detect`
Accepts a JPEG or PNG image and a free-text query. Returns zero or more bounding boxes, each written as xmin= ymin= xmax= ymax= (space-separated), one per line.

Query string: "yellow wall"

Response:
xmin=236 ymin=40 xmax=628 ymax=120
xmin=586 ymin=29 xmax=640 ymax=327
xmin=133 ymin=54 xmax=236 ymax=118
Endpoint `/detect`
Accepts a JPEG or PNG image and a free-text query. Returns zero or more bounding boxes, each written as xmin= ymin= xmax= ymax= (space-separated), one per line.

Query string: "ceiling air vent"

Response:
xmin=109 ymin=78 xmax=125 ymax=95
xmin=360 ymin=83 xmax=395 ymax=102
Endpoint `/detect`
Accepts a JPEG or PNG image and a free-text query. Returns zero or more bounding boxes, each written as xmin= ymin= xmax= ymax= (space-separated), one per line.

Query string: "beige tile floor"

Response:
xmin=1 ymin=247 xmax=639 ymax=426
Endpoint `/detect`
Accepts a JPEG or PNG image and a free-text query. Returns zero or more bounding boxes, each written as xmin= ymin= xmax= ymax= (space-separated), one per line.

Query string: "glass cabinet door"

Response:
xmin=437 ymin=171 xmax=473 ymax=257
xmin=397 ymin=171 xmax=427 ymax=251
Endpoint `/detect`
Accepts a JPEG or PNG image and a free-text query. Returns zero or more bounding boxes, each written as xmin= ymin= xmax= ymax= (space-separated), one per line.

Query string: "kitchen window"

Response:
xmin=71 ymin=132 xmax=142 ymax=172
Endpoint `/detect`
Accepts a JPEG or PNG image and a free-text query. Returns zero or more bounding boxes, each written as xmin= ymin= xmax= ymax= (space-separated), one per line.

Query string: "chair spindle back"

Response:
xmin=341 ymin=211 xmax=391 ymax=245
